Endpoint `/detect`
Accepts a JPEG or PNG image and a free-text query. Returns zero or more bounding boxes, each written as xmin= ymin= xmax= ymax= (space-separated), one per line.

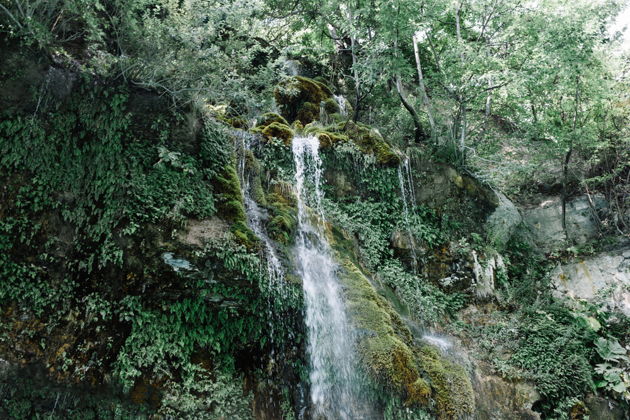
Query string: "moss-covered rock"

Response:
xmin=418 ymin=346 xmax=475 ymax=419
xmin=323 ymin=97 xmax=340 ymax=114
xmin=274 ymin=76 xmax=333 ymax=124
xmin=334 ymin=253 xmax=430 ymax=406
xmin=212 ymin=163 xmax=258 ymax=248
xmin=257 ymin=122 xmax=294 ymax=146
xmin=303 ymin=123 xmax=350 ymax=149
xmin=224 ymin=116 xmax=248 ymax=129
xmin=327 ymin=222 xmax=475 ymax=417
xmin=265 ymin=182 xmax=297 ymax=245
xmin=341 ymin=120 xmax=401 ymax=166
xmin=296 ymin=101 xmax=319 ymax=125
xmin=258 ymin=112 xmax=289 ymax=128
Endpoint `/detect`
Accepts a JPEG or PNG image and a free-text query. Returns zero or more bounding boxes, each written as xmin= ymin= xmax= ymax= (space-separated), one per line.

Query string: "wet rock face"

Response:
xmin=523 ymin=195 xmax=608 ymax=251
xmin=47 ymin=67 xmax=78 ymax=100
xmin=485 ymin=192 xmax=522 ymax=250
xmin=551 ymin=247 xmax=630 ymax=316
xmin=472 ymin=364 xmax=541 ymax=420
xmin=584 ymin=394 xmax=629 ymax=420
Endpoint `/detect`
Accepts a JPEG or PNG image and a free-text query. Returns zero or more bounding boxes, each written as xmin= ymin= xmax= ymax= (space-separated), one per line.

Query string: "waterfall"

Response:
xmin=236 ymin=132 xmax=285 ymax=291
xmin=237 ymin=131 xmax=285 ymax=293
xmin=235 ymin=129 xmax=294 ymax=380
xmin=398 ymin=155 xmax=419 ymax=271
xmin=292 ymin=135 xmax=367 ymax=419
xmin=333 ymin=95 xmax=347 ymax=118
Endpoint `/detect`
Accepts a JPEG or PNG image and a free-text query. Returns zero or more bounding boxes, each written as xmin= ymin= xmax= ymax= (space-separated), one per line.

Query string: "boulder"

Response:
xmin=551 ymin=247 xmax=630 ymax=315
xmin=523 ymin=195 xmax=607 ymax=250
xmin=485 ymin=192 xmax=522 ymax=250
xmin=472 ymin=363 xmax=541 ymax=420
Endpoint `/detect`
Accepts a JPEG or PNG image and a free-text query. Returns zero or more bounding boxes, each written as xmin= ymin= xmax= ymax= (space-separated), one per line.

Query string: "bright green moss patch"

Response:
xmin=417 ymin=345 xmax=475 ymax=419
xmin=303 ymin=120 xmax=399 ymax=165
xmin=335 ymin=254 xmax=429 ymax=406
xmin=303 ymin=123 xmax=350 ymax=149
xmin=212 ymin=163 xmax=258 ymax=247
xmin=256 ymin=122 xmax=294 ymax=145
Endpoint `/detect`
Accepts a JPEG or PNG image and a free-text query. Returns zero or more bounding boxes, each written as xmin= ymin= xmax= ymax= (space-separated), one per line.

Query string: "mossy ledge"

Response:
xmin=328 ymin=223 xmax=475 ymax=417
xmin=418 ymin=345 xmax=476 ymax=419
xmin=303 ymin=120 xmax=400 ymax=166
xmin=251 ymin=113 xmax=295 ymax=145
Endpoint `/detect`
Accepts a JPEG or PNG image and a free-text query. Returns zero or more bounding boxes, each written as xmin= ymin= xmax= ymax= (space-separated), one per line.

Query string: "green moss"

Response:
xmin=226 ymin=116 xmax=248 ymax=129
xmin=417 ymin=346 xmax=475 ymax=419
xmin=334 ymin=251 xmax=428 ymax=406
xmin=323 ymin=97 xmax=340 ymax=114
xmin=303 ymin=124 xmax=350 ymax=149
xmin=296 ymin=101 xmax=319 ymax=125
xmin=244 ymin=149 xmax=267 ymax=206
xmin=212 ymin=162 xmax=258 ymax=248
xmin=258 ymin=112 xmax=288 ymax=128
xmin=274 ymin=76 xmax=332 ymax=124
xmin=328 ymin=223 xmax=474 ymax=416
xmin=340 ymin=120 xmax=401 ymax=166
xmin=265 ymin=185 xmax=297 ymax=245
xmin=231 ymin=220 xmax=259 ymax=248
xmin=258 ymin=122 xmax=294 ymax=145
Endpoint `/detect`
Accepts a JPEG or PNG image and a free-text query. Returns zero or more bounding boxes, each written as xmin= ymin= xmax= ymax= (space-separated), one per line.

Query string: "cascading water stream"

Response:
xmin=235 ymin=129 xmax=296 ymax=387
xmin=292 ymin=135 xmax=367 ymax=419
xmin=236 ymin=131 xmax=285 ymax=292
xmin=398 ymin=155 xmax=419 ymax=271
xmin=333 ymin=95 xmax=348 ymax=118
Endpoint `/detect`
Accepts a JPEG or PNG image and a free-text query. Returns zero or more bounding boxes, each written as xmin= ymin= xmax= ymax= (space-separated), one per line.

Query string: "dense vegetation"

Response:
xmin=0 ymin=0 xmax=629 ymax=419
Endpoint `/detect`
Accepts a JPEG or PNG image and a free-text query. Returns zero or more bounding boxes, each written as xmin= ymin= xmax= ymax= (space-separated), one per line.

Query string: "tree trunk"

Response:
xmin=351 ymin=35 xmax=361 ymax=121
xmin=412 ymin=32 xmax=435 ymax=135
xmin=455 ymin=1 xmax=467 ymax=163
xmin=561 ymin=147 xmax=573 ymax=241
xmin=395 ymin=76 xmax=423 ymax=143
xmin=459 ymin=96 xmax=467 ymax=164
xmin=562 ymin=75 xmax=581 ymax=241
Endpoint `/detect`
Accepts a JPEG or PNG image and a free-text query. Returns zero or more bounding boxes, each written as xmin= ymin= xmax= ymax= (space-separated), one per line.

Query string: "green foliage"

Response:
xmin=594 ymin=337 xmax=630 ymax=401
xmin=471 ymin=304 xmax=598 ymax=415
xmin=0 ymin=86 xmax=130 ymax=272
xmin=156 ymin=365 xmax=252 ymax=419
xmin=0 ymin=365 xmax=150 ymax=420
xmin=500 ymin=233 xmax=555 ymax=304
xmin=115 ymin=240 xmax=265 ymax=391
xmin=378 ymin=260 xmax=466 ymax=324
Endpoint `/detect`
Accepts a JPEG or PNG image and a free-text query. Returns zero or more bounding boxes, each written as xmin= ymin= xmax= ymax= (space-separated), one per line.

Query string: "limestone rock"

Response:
xmin=551 ymin=247 xmax=630 ymax=315
xmin=471 ymin=250 xmax=506 ymax=299
xmin=523 ymin=195 xmax=607 ymax=251
xmin=485 ymin=192 xmax=522 ymax=250
xmin=584 ymin=394 xmax=629 ymax=420
xmin=177 ymin=217 xmax=230 ymax=247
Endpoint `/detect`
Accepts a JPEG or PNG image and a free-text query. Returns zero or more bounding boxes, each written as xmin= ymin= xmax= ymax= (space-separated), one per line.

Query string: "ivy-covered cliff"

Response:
xmin=1 ymin=1 xmax=629 ymax=419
